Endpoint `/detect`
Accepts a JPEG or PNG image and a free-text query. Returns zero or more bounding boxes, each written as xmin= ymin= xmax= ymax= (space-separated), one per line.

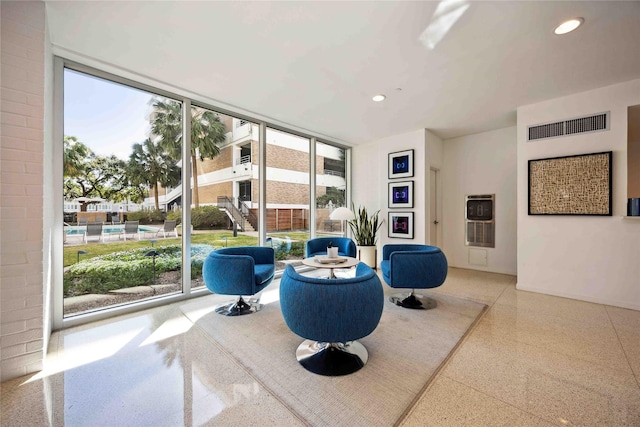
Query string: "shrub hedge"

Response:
xmin=166 ymin=206 xmax=227 ymax=229
xmin=192 ymin=206 xmax=228 ymax=229
xmin=64 ymin=244 xmax=215 ymax=297
xmin=125 ymin=209 xmax=165 ymax=224
xmin=269 ymin=237 xmax=304 ymax=260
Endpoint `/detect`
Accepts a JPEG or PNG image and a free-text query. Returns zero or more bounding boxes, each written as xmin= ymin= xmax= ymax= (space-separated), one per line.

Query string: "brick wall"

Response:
xmin=1 ymin=1 xmax=46 ymax=381
xmin=268 ymin=144 xmax=309 ymax=172
xmin=198 ymin=144 xmax=233 ymax=174
xmin=197 ymin=181 xmax=233 ymax=203
xmin=266 ymin=180 xmax=309 ymax=205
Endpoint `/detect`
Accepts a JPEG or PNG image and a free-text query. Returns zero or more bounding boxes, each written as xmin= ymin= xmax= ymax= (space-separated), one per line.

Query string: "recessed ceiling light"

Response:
xmin=372 ymin=94 xmax=386 ymax=102
xmin=554 ymin=17 xmax=584 ymax=35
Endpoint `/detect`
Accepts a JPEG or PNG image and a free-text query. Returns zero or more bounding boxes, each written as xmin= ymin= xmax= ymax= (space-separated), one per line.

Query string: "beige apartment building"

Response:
xmin=151 ymin=117 xmax=347 ymax=232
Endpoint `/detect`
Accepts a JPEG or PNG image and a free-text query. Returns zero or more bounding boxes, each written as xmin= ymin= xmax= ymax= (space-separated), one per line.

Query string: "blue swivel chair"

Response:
xmin=305 ymin=237 xmax=356 ymax=258
xmin=380 ymin=244 xmax=448 ymax=310
xmin=279 ymin=263 xmax=384 ymax=376
xmin=203 ymin=246 xmax=275 ymax=316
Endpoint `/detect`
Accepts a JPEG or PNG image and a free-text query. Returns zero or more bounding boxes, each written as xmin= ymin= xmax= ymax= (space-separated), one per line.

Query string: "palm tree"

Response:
xmin=150 ymin=98 xmax=227 ymax=207
xmin=128 ymin=138 xmax=181 ymax=210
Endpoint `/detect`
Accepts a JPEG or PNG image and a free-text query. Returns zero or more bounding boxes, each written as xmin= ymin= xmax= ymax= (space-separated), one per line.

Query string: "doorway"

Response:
xmin=430 ymin=168 xmax=439 ymax=246
xmin=239 ymin=180 xmax=252 ymax=202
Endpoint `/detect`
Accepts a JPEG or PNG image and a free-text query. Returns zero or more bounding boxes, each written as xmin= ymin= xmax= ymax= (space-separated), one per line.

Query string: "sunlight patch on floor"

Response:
xmin=26 ymin=326 xmax=144 ymax=383
xmin=139 ymin=315 xmax=193 ymax=347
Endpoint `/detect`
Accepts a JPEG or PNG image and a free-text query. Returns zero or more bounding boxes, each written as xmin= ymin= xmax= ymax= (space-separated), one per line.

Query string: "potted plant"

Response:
xmin=347 ymin=203 xmax=383 ymax=269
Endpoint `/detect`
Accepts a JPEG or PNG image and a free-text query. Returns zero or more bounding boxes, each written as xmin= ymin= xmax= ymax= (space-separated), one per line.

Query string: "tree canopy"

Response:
xmin=63 ymin=138 xmax=130 ymax=211
xmin=63 ymin=96 xmax=228 ymax=212
xmin=316 ymin=187 xmax=345 ymax=208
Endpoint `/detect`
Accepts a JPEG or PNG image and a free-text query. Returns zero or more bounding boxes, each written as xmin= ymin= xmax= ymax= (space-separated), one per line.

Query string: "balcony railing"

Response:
xmin=236 ymin=155 xmax=251 ymax=165
xmin=324 ymin=169 xmax=344 ymax=177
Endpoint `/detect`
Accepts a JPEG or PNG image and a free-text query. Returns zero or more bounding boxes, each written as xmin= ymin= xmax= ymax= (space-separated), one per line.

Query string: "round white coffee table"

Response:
xmin=301 ymin=256 xmax=359 ymax=278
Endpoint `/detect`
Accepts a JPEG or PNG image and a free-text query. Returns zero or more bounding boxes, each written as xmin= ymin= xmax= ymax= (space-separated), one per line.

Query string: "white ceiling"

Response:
xmin=45 ymin=1 xmax=640 ymax=145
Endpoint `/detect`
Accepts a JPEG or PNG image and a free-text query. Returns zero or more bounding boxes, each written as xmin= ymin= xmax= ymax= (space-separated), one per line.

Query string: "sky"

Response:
xmin=64 ymin=69 xmax=161 ymax=160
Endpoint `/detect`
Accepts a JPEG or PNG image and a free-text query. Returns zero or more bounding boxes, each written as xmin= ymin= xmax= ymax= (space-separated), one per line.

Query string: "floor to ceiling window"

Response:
xmin=55 ymin=58 xmax=349 ymax=327
xmin=315 ymin=141 xmax=347 ymax=238
xmin=188 ymin=106 xmax=261 ymax=289
xmin=265 ymin=128 xmax=310 ymax=270
xmin=62 ymin=67 xmax=184 ymax=318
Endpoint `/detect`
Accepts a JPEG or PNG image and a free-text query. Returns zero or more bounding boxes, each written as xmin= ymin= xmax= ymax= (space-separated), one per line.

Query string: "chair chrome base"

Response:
xmin=296 ymin=340 xmax=368 ymax=376
xmin=389 ymin=291 xmax=437 ymax=310
xmin=214 ymin=296 xmax=262 ymax=316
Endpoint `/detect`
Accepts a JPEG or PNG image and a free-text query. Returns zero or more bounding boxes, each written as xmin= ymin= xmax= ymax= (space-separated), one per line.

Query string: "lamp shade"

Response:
xmin=330 ymin=207 xmax=355 ymax=221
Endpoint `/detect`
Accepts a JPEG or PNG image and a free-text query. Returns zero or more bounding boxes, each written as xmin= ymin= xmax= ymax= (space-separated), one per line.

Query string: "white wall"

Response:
xmin=425 ymin=130 xmax=444 ymax=246
xmin=442 ymin=127 xmax=517 ymax=275
xmin=517 ymin=79 xmax=640 ymax=310
xmin=351 ymin=134 xmax=384 ymax=228
xmin=628 ymin=105 xmax=640 ymax=198
xmin=352 ymin=129 xmax=443 ymax=265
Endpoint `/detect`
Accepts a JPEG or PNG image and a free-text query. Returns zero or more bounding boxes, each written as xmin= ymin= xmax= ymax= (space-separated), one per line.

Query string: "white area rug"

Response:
xmin=181 ymin=290 xmax=486 ymax=426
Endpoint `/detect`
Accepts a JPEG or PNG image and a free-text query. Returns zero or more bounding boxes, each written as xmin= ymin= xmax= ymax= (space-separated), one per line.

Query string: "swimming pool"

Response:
xmin=65 ymin=224 xmax=160 ymax=236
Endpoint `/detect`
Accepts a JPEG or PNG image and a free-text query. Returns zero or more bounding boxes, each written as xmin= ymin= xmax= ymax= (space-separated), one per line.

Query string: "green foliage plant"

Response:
xmin=165 ymin=206 xmax=226 ymax=229
xmin=165 ymin=209 xmax=181 ymax=225
xmin=315 ymin=186 xmax=345 ymax=207
xmin=125 ymin=209 xmax=165 ymax=224
xmin=127 ymin=138 xmax=180 ymax=210
xmin=190 ymin=206 xmax=227 ymax=229
xmin=63 ymin=135 xmax=130 ymax=208
xmin=150 ymin=99 xmax=227 ymax=207
xmin=348 ymin=203 xmax=383 ymax=246
xmin=63 ymin=231 xmax=259 ymax=267
xmin=63 ymin=244 xmax=214 ymax=296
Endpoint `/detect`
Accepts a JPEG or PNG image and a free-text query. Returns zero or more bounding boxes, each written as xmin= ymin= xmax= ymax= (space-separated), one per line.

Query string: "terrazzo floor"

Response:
xmin=2 ymin=267 xmax=639 ymax=426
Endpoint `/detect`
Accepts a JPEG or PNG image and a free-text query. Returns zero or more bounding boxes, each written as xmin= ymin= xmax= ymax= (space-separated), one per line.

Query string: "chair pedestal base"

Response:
xmin=296 ymin=340 xmax=368 ymax=376
xmin=389 ymin=292 xmax=437 ymax=310
xmin=214 ymin=296 xmax=261 ymax=316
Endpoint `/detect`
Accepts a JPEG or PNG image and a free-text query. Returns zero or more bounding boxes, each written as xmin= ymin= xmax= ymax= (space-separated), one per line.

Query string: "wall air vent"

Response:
xmin=465 ymin=194 xmax=495 ymax=248
xmin=527 ymin=112 xmax=609 ymax=141
xmin=466 ymin=221 xmax=494 ymax=247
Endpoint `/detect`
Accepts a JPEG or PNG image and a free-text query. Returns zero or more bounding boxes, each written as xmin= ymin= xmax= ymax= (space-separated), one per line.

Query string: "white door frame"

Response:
xmin=429 ymin=167 xmax=441 ymax=246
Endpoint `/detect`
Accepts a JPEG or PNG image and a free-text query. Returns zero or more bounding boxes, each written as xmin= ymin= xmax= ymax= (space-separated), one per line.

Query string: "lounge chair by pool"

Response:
xmin=121 ymin=221 xmax=140 ymax=241
xmin=84 ymin=222 xmax=103 ymax=243
xmin=157 ymin=220 xmax=178 ymax=238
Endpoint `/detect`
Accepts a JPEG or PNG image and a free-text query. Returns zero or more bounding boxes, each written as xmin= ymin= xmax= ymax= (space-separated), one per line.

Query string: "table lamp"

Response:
xmin=330 ymin=206 xmax=355 ymax=237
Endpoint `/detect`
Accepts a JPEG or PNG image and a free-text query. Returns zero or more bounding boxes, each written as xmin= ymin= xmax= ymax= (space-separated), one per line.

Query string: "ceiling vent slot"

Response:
xmin=527 ymin=112 xmax=609 ymax=141
xmin=528 ymin=121 xmax=564 ymax=140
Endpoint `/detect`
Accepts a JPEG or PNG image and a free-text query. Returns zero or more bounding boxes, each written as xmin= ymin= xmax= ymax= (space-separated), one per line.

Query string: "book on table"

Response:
xmin=314 ymin=255 xmax=347 ymax=264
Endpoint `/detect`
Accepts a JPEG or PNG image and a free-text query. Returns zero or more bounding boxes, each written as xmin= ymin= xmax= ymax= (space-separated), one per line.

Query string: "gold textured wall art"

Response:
xmin=528 ymin=151 xmax=612 ymax=215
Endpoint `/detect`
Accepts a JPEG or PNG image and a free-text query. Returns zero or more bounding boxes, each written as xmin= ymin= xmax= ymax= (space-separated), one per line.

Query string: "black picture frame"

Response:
xmin=388 ymin=181 xmax=414 ymax=208
xmin=388 ymin=149 xmax=414 ymax=179
xmin=528 ymin=151 xmax=612 ymax=216
xmin=388 ymin=212 xmax=414 ymax=239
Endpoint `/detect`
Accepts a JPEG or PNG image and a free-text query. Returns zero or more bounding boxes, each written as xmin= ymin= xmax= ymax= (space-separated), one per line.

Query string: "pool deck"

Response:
xmin=64 ymin=224 xmax=166 ymax=245
xmin=63 ymin=226 xmax=226 ymax=245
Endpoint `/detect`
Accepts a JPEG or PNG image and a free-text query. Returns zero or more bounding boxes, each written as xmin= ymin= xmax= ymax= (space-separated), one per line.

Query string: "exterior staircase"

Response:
xmin=217 ymin=196 xmax=257 ymax=232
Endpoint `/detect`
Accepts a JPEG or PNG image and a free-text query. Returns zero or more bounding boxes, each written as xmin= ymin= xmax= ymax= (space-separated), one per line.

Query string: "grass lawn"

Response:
xmin=63 ymin=229 xmax=315 ymax=267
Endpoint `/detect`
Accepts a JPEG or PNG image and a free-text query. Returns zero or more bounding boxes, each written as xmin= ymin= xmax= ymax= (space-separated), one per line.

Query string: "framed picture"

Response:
xmin=388 ymin=181 xmax=413 ymax=208
xmin=388 ymin=212 xmax=414 ymax=239
xmin=388 ymin=149 xmax=414 ymax=179
xmin=528 ymin=151 xmax=612 ymax=216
